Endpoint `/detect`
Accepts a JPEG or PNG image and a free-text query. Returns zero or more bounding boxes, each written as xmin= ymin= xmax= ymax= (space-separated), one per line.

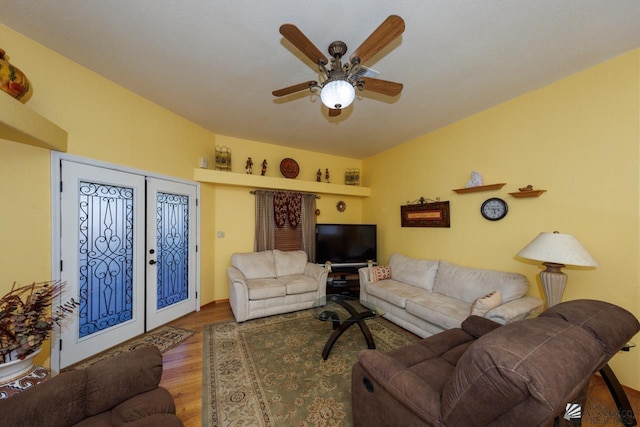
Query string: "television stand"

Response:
xmin=326 ymin=264 xmax=368 ymax=298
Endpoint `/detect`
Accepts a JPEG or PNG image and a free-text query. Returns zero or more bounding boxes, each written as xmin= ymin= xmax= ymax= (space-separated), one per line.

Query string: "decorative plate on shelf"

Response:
xmin=280 ymin=158 xmax=299 ymax=178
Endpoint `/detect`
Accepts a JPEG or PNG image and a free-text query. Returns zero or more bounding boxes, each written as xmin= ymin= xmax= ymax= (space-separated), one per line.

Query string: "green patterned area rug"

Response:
xmin=66 ymin=325 xmax=195 ymax=370
xmin=202 ymin=309 xmax=419 ymax=427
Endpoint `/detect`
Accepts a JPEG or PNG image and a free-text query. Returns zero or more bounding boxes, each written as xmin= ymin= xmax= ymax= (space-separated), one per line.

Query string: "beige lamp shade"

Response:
xmin=517 ymin=231 xmax=598 ymax=308
xmin=517 ymin=232 xmax=598 ymax=267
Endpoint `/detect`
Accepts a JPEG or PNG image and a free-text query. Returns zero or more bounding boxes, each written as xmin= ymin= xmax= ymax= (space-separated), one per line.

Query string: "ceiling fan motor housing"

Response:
xmin=328 ymin=41 xmax=347 ymax=58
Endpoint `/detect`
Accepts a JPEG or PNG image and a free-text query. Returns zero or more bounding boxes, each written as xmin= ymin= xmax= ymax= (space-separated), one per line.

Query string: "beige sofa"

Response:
xmin=227 ymin=249 xmax=328 ymax=322
xmin=359 ymin=253 xmax=544 ymax=338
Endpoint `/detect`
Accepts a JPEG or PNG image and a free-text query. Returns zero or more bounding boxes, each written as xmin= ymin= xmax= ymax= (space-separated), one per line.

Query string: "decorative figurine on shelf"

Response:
xmin=316 ymin=169 xmax=322 ymax=182
xmin=325 ymin=168 xmax=330 ymax=183
xmin=261 ymin=159 xmax=267 ymax=176
xmin=519 ymin=185 xmax=534 ymax=192
xmin=245 ymin=157 xmax=253 ymax=174
xmin=465 ymin=170 xmax=483 ymax=188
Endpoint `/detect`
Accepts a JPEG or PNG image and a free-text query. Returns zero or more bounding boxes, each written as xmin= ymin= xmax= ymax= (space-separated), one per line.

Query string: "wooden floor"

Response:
xmin=161 ymin=302 xmax=640 ymax=427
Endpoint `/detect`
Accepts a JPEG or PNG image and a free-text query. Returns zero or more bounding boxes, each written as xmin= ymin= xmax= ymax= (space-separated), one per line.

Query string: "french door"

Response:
xmin=145 ymin=178 xmax=197 ymax=330
xmin=56 ymin=159 xmax=198 ymax=368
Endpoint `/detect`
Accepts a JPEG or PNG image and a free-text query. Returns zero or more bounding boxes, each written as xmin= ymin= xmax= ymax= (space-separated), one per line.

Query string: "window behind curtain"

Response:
xmin=274 ymin=225 xmax=303 ymax=251
xmin=254 ymin=190 xmax=316 ymax=260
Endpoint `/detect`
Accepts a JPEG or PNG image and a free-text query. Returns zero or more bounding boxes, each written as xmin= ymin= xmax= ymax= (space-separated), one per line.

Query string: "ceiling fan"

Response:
xmin=272 ymin=15 xmax=405 ymax=117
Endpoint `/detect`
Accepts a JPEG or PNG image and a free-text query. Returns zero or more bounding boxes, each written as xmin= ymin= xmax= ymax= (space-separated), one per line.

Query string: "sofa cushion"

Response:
xmin=389 ymin=253 xmax=439 ymax=291
xmin=246 ymin=278 xmax=286 ymax=300
xmin=278 ymin=274 xmax=318 ymax=295
xmin=231 ymin=251 xmax=276 ymax=279
xmin=366 ymin=279 xmax=425 ymax=308
xmin=433 ymin=261 xmax=528 ymax=304
xmin=369 ymin=265 xmax=391 ymax=282
xmin=85 ymin=346 xmax=163 ymax=416
xmin=110 ymin=387 xmax=177 ymax=424
xmin=73 ymin=411 xmax=111 ymax=426
xmin=273 ymin=249 xmax=308 ymax=276
xmin=406 ymin=293 xmax=471 ymax=330
xmin=0 ymin=369 xmax=87 ymax=427
xmin=470 ymin=290 xmax=502 ymax=316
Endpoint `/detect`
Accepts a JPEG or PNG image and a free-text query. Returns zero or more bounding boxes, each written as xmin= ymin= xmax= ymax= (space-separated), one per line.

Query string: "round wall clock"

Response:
xmin=480 ymin=198 xmax=508 ymax=221
xmin=279 ymin=158 xmax=299 ymax=178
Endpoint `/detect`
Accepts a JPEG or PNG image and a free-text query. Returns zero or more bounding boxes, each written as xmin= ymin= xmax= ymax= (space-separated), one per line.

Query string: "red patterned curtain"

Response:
xmin=288 ymin=193 xmax=301 ymax=229
xmin=274 ymin=191 xmax=288 ymax=228
xmin=274 ymin=191 xmax=302 ymax=229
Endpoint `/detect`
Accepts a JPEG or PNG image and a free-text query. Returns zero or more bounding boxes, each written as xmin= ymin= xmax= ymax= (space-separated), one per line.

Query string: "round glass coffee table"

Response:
xmin=311 ymin=294 xmax=385 ymax=360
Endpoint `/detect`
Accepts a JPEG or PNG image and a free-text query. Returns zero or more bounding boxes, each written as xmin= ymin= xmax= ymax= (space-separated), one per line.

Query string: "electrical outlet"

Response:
xmin=200 ymin=157 xmax=209 ymax=169
xmin=217 ymin=231 xmax=225 ymax=238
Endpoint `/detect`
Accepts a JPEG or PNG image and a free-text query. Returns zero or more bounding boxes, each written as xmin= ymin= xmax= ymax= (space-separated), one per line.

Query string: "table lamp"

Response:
xmin=517 ymin=231 xmax=598 ymax=307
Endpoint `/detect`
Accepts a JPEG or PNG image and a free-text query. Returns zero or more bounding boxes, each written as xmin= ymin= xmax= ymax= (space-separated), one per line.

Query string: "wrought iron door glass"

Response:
xmin=155 ymin=192 xmax=189 ymax=309
xmin=78 ymin=181 xmax=134 ymax=338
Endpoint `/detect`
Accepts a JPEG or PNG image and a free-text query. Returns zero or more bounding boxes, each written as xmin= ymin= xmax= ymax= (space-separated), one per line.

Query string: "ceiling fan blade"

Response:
xmin=328 ymin=108 xmax=342 ymax=117
xmin=280 ymin=24 xmax=328 ymax=65
xmin=272 ymin=81 xmax=318 ymax=97
xmin=349 ymin=15 xmax=405 ymax=65
xmin=360 ymin=77 xmax=403 ymax=96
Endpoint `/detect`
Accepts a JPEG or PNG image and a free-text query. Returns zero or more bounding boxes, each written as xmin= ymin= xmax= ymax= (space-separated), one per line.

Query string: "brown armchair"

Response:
xmin=0 ymin=345 xmax=183 ymax=427
xmin=352 ymin=299 xmax=639 ymax=426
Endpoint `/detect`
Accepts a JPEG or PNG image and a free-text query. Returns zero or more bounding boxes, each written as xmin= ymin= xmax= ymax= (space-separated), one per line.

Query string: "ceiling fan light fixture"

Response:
xmin=320 ymin=78 xmax=355 ymax=110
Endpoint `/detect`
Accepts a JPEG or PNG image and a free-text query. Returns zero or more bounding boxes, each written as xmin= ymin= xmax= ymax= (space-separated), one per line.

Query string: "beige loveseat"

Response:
xmin=359 ymin=253 xmax=544 ymax=338
xmin=227 ymin=249 xmax=328 ymax=322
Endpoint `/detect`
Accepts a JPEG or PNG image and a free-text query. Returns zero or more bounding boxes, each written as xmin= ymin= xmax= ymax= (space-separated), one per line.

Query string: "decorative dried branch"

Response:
xmin=0 ymin=281 xmax=78 ymax=363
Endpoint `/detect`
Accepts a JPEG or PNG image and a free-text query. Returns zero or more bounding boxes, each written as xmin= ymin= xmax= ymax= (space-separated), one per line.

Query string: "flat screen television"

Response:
xmin=315 ymin=224 xmax=377 ymax=266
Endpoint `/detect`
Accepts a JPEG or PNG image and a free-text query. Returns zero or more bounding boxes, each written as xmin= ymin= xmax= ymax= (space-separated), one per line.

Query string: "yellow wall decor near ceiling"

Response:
xmin=1 ymin=22 xmax=638 ymax=390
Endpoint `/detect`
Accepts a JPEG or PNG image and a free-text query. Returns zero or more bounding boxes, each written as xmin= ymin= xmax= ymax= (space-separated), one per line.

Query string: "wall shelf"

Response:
xmin=508 ymin=190 xmax=547 ymax=198
xmin=0 ymin=94 xmax=67 ymax=151
xmin=452 ymin=183 xmax=506 ymax=194
xmin=194 ymin=169 xmax=371 ymax=197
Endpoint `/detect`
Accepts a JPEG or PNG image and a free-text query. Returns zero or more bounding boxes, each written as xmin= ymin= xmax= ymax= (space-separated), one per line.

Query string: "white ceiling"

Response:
xmin=1 ymin=1 xmax=639 ymax=159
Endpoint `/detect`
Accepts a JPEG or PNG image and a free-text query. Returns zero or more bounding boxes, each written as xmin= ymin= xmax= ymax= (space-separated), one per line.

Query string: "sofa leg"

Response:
xmin=599 ymin=363 xmax=637 ymax=427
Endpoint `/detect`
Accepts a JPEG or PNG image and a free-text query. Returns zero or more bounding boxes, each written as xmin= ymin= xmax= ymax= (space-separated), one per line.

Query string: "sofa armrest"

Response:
xmin=110 ymin=387 xmax=181 ymax=425
xmin=355 ymin=350 xmax=442 ymax=423
xmin=85 ymin=346 xmax=163 ymax=416
xmin=227 ymin=265 xmax=247 ymax=286
xmin=304 ymin=262 xmax=328 ymax=283
xmin=358 ymin=267 xmax=370 ymax=284
xmin=486 ymin=296 xmax=544 ymax=324
xmin=358 ymin=267 xmax=371 ymax=303
xmin=227 ymin=266 xmax=249 ymax=322
xmin=305 ymin=262 xmax=328 ymax=298
xmin=461 ymin=315 xmax=502 ymax=338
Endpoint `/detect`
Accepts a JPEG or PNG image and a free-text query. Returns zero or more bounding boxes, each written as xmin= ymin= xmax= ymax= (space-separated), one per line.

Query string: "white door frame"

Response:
xmin=50 ymin=152 xmax=201 ymax=373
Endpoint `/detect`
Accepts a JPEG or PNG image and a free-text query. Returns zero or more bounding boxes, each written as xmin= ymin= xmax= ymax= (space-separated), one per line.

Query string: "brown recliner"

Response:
xmin=352 ymin=299 xmax=639 ymax=427
xmin=0 ymin=345 xmax=183 ymax=427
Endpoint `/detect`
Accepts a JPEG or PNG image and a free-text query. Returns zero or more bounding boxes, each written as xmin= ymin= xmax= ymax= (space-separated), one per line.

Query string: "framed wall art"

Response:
xmin=400 ymin=201 xmax=450 ymax=228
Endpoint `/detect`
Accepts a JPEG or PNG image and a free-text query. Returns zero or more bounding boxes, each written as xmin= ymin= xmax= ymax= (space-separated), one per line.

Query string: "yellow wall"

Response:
xmin=363 ymin=49 xmax=640 ymax=389
xmin=0 ymin=24 xmax=363 ymax=366
xmin=2 ymin=22 xmax=639 ymax=389
xmin=206 ymin=135 xmax=363 ymax=299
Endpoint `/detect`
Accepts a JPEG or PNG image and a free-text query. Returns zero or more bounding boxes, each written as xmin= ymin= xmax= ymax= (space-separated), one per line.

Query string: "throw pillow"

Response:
xmin=369 ymin=265 xmax=391 ymax=282
xmin=470 ymin=290 xmax=502 ymax=316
